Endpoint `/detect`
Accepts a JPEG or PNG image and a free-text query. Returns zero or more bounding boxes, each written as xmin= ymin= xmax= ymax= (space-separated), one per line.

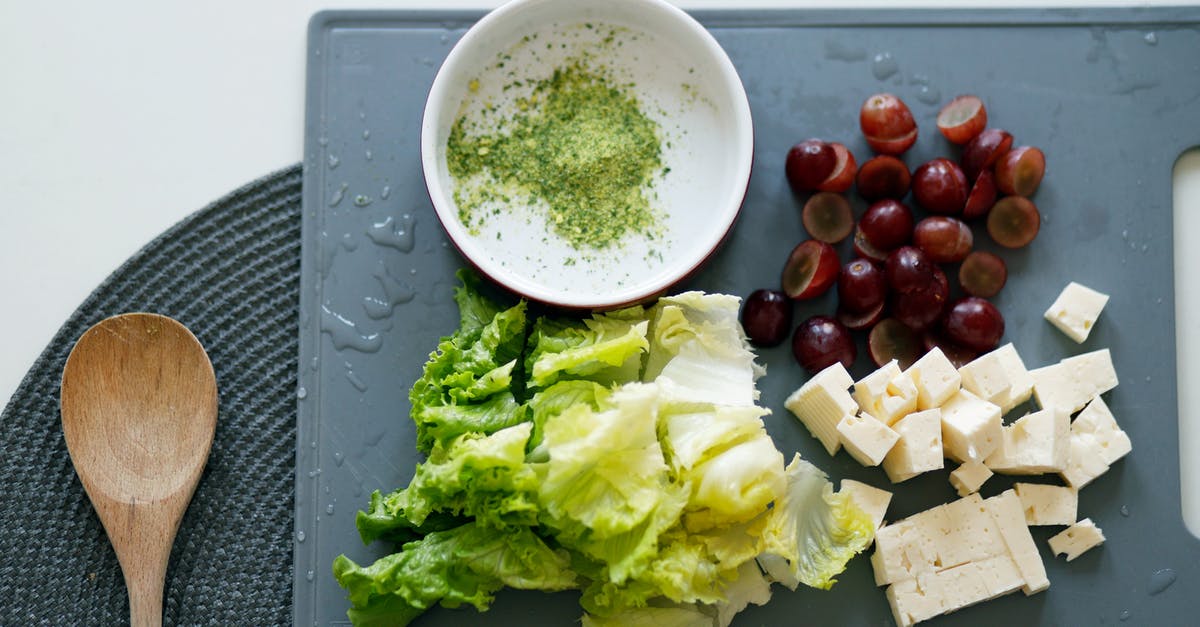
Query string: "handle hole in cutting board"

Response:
xmin=1174 ymin=147 xmax=1200 ymax=541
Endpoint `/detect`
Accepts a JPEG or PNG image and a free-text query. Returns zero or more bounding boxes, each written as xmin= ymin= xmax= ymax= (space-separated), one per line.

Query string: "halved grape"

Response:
xmin=868 ymin=318 xmax=923 ymax=369
xmin=854 ymin=225 xmax=889 ymax=262
xmin=987 ymin=196 xmax=1041 ymax=248
xmin=958 ymin=251 xmax=1008 ymax=298
xmin=838 ymin=300 xmax=886 ymax=331
xmin=865 ymin=128 xmax=918 ymax=156
xmin=913 ymin=216 xmax=973 ymax=263
xmin=885 ymin=246 xmax=937 ymax=294
xmin=786 ymin=139 xmax=836 ymax=192
xmin=994 ymin=146 xmax=1046 ymax=197
xmin=781 ymin=239 xmax=840 ymax=299
xmin=861 ymin=94 xmax=918 ymax=155
xmin=793 ymin=315 xmax=856 ymax=373
xmin=936 ymin=95 xmax=988 ymax=144
xmin=943 ymin=297 xmax=1005 ymax=352
xmin=856 ymin=155 xmax=911 ymax=201
xmin=860 ymin=199 xmax=914 ymax=253
xmin=815 ymin=142 xmax=858 ymax=193
xmin=838 ymin=258 xmax=887 ymax=313
xmin=962 ymin=170 xmax=998 ymax=220
xmin=741 ymin=289 xmax=793 ymax=347
xmin=802 ymin=193 xmax=854 ymax=243
xmin=913 ymin=158 xmax=969 ymax=215
xmin=961 ymin=128 xmax=1013 ymax=181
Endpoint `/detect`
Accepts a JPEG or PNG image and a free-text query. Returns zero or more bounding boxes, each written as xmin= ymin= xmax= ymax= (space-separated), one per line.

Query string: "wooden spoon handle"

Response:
xmin=97 ymin=493 xmax=184 ymax=627
xmin=124 ymin=562 xmax=165 ymax=627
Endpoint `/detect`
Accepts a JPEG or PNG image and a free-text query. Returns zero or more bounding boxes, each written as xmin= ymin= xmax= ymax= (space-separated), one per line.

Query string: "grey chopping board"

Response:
xmin=296 ymin=8 xmax=1200 ymax=626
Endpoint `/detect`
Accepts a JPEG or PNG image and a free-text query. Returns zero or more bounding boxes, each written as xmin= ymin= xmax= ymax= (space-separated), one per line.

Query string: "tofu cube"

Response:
xmin=873 ymin=518 xmax=938 ymax=585
xmin=959 ymin=343 xmax=1034 ymax=414
xmin=840 ymin=479 xmax=892 ymax=532
xmin=907 ymin=347 xmax=962 ymax=410
xmin=1059 ymin=432 xmax=1113 ymax=489
xmin=1014 ymin=483 xmax=1078 ymax=526
xmin=1048 ymin=518 xmax=1105 ymax=561
xmin=882 ymin=408 xmax=945 ymax=483
xmin=852 ymin=361 xmax=919 ymax=426
xmin=886 ymin=554 xmax=1026 ymax=627
xmin=1044 ymin=281 xmax=1109 ymax=343
xmin=983 ymin=489 xmax=1050 ymax=594
xmin=1073 ymin=396 xmax=1131 ymax=465
xmin=985 ymin=407 xmax=1070 ymax=474
xmin=926 ymin=493 xmax=1006 ymax=569
xmin=949 ymin=460 xmax=993 ymax=496
xmin=838 ymin=412 xmax=901 ymax=466
xmin=940 ymin=389 xmax=1003 ymax=463
xmin=1030 ymin=348 xmax=1119 ymax=414
xmin=785 ymin=363 xmax=858 ymax=456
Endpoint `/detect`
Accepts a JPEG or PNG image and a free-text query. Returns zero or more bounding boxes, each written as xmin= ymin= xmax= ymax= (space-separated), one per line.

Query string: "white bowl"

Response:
xmin=421 ymin=0 xmax=752 ymax=309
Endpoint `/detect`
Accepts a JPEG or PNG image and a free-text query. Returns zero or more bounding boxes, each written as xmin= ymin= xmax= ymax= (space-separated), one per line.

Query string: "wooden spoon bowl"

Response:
xmin=61 ymin=313 xmax=217 ymax=627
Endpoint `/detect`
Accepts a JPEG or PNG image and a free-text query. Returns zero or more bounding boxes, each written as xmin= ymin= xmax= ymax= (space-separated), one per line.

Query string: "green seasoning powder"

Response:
xmin=447 ymin=62 xmax=664 ymax=250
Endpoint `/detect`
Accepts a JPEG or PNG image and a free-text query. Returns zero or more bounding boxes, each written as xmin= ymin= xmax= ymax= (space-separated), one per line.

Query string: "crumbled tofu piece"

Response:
xmin=949 ymin=460 xmax=993 ymax=496
xmin=940 ymin=389 xmax=1003 ymax=463
xmin=985 ymin=407 xmax=1069 ymax=474
xmin=882 ymin=408 xmax=945 ymax=483
xmin=1072 ymin=396 xmax=1131 ymax=465
xmin=838 ymin=412 xmax=900 ymax=466
xmin=1014 ymin=483 xmax=1078 ymax=526
xmin=907 ymin=347 xmax=963 ymax=410
xmin=853 ymin=361 xmax=919 ymax=425
xmin=840 ymin=479 xmax=892 ymax=532
xmin=1059 ymin=432 xmax=1112 ymax=489
xmin=959 ymin=343 xmax=1034 ymax=414
xmin=785 ymin=363 xmax=858 ymax=456
xmin=1048 ymin=518 xmax=1105 ymax=561
xmin=1044 ymin=281 xmax=1109 ymax=343
xmin=984 ymin=489 xmax=1050 ymax=594
xmin=1030 ymin=349 xmax=1119 ymax=414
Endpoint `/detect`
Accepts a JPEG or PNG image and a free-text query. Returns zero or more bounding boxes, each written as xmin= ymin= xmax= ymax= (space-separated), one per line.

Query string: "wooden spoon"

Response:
xmin=61 ymin=313 xmax=217 ymax=627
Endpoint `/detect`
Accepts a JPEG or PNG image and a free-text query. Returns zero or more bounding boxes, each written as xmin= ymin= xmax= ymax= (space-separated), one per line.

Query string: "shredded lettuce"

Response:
xmin=334 ymin=274 xmax=873 ymax=626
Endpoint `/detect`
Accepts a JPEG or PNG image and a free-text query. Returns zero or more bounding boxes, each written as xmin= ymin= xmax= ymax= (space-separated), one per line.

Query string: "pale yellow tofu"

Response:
xmin=1048 ymin=518 xmax=1105 ymax=561
xmin=1014 ymin=482 xmax=1078 ymax=526
xmin=949 ymin=460 xmax=993 ymax=497
xmin=940 ymin=389 xmax=1003 ymax=463
xmin=882 ymin=408 xmax=944 ymax=483
xmin=837 ymin=412 xmax=900 ymax=466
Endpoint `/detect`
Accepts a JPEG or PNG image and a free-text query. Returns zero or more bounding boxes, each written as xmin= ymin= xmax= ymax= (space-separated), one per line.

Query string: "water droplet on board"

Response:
xmin=327 ymin=154 xmax=340 ymax=169
xmin=346 ymin=369 xmax=368 ymax=392
xmin=359 ymin=111 xmax=366 ymax=121
xmin=329 ymin=182 xmax=348 ymax=207
xmin=308 ymin=468 xmax=321 ymax=478
xmin=341 ymin=233 xmax=358 ymax=251
xmin=326 ymin=504 xmax=335 ymax=515
xmin=365 ymin=429 xmax=386 ymax=447
xmin=354 ymin=194 xmax=373 ymax=207
xmin=367 ymin=214 xmax=416 ymax=252
xmin=363 ymin=265 xmax=417 ymax=320
xmin=440 ymin=34 xmax=449 ymax=44
xmin=310 ymin=356 xmax=319 ymax=371
xmin=1148 ymin=568 xmax=1177 ymax=595
xmin=1120 ymin=609 xmax=1131 ymax=621
xmin=909 ymin=74 xmax=940 ymax=105
xmin=1120 ymin=504 xmax=1130 ymax=517
xmin=296 ymin=386 xmax=308 ymax=400
xmin=317 ymin=136 xmax=328 ymax=146
xmin=824 ymin=40 xmax=867 ymax=62
xmin=365 ymin=149 xmax=373 ymax=161
xmin=306 ymin=570 xmax=315 ymax=582
xmin=381 ymin=185 xmax=391 ymax=200
xmin=297 ymin=530 xmax=307 ymax=543
xmin=420 ymin=56 xmax=435 ymax=67
xmin=333 ymin=451 xmax=345 ymax=467
xmin=871 ymin=52 xmax=899 ymax=80
xmin=1144 ymin=32 xmax=1158 ymax=45
xmin=320 ymin=305 xmax=384 ymax=353
xmin=362 ymin=129 xmax=371 ymax=140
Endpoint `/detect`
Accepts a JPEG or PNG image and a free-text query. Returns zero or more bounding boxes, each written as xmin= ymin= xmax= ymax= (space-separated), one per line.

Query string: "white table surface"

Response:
xmin=2 ymin=0 xmax=1198 ymax=527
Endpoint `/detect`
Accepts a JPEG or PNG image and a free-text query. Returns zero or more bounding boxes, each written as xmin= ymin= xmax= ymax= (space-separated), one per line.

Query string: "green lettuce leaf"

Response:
xmin=333 ymin=522 xmax=576 ymax=627
xmin=758 ymin=454 xmax=875 ymax=591
xmin=525 ymin=309 xmax=649 ymax=389
xmin=526 ymin=379 xmax=612 ymax=453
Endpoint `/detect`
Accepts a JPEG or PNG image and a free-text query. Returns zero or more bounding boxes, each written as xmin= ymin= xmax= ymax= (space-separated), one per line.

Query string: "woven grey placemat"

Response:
xmin=0 ymin=165 xmax=302 ymax=625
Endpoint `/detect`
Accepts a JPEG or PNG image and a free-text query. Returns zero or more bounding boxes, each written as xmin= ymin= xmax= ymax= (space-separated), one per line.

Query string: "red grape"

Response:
xmin=815 ymin=142 xmax=858 ymax=193
xmin=962 ymin=170 xmax=998 ymax=220
xmin=936 ymin=95 xmax=988 ymax=144
xmin=885 ymin=246 xmax=938 ymax=294
xmin=868 ymin=318 xmax=923 ymax=369
xmin=891 ymin=267 xmax=949 ymax=331
xmin=853 ymin=226 xmax=888 ymax=262
xmin=961 ymin=128 xmax=1013 ymax=180
xmin=994 ymin=146 xmax=1046 ymax=197
xmin=860 ymin=94 xmax=918 ymax=155
xmin=838 ymin=300 xmax=886 ymax=331
xmin=856 ymin=155 xmax=911 ymax=201
xmin=943 ymin=297 xmax=1005 ymax=352
xmin=837 ymin=258 xmax=887 ymax=313
xmin=786 ymin=139 xmax=836 ymax=192
xmin=987 ymin=196 xmax=1041 ymax=248
xmin=741 ymin=289 xmax=793 ymax=347
xmin=793 ymin=316 xmax=856 ymax=373
xmin=859 ymin=199 xmax=914 ymax=253
xmin=913 ymin=216 xmax=973 ymax=263
xmin=958 ymin=251 xmax=1007 ymax=298
xmin=912 ymin=158 xmax=969 ymax=215
xmin=781 ymin=239 xmax=840 ymax=299
xmin=802 ymin=193 xmax=854 ymax=243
